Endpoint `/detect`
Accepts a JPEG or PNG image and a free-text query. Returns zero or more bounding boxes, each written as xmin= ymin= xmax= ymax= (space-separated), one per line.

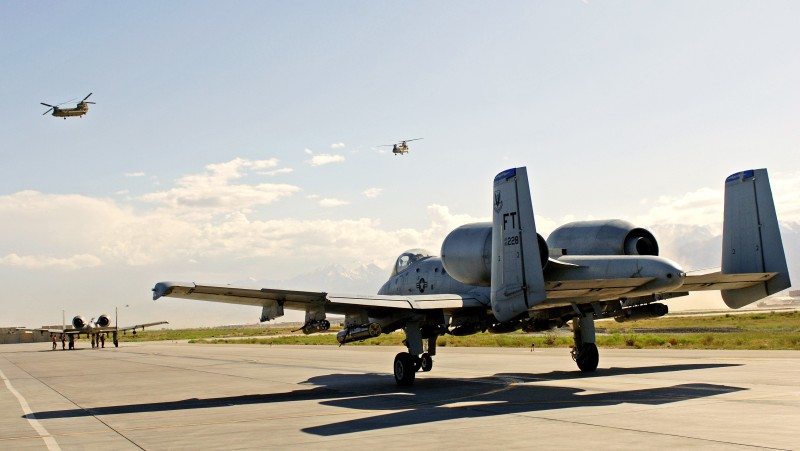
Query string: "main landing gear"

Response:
xmin=571 ymin=314 xmax=599 ymax=372
xmin=393 ymin=322 xmax=437 ymax=386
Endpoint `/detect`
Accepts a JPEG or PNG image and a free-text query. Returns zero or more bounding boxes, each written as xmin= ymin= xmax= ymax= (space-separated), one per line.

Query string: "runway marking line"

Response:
xmin=0 ymin=367 xmax=61 ymax=451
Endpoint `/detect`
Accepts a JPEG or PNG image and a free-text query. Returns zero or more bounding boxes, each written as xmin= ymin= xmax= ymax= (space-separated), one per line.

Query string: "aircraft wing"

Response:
xmin=152 ymin=282 xmax=488 ymax=315
xmin=26 ymin=327 xmax=77 ymax=335
xmin=116 ymin=321 xmax=169 ymax=332
xmin=670 ymin=270 xmax=778 ymax=292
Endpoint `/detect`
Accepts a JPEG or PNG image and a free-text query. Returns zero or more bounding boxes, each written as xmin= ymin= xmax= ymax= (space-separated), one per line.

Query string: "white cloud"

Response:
xmin=362 ymin=187 xmax=383 ymax=198
xmin=304 ymin=148 xmax=313 ymax=155
xmin=330 ymin=142 xmax=345 ymax=149
xmin=634 ymin=170 xmax=800 ymax=233
xmin=114 ymin=189 xmax=130 ymax=195
xmin=124 ymin=171 xmax=146 ymax=177
xmin=259 ymin=167 xmax=294 ymax=176
xmin=0 ymin=253 xmax=102 ymax=270
xmin=307 ymin=154 xmax=345 ymax=166
xmin=140 ymin=157 xmax=297 ymax=215
xmin=318 ymin=198 xmax=349 ymax=207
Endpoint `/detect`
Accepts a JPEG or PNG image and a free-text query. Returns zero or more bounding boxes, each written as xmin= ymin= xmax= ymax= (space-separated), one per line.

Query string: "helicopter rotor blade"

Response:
xmin=85 ymin=102 xmax=96 ymax=104
xmin=82 ymin=92 xmax=93 ymax=101
xmin=42 ymin=108 xmax=54 ymax=115
xmin=55 ymin=98 xmax=79 ymax=106
xmin=40 ymin=103 xmax=54 ymax=107
xmin=404 ymin=138 xmax=424 ymax=142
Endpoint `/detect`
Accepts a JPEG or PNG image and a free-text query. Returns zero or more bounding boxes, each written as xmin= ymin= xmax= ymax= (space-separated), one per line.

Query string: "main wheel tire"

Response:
xmin=576 ymin=343 xmax=599 ymax=372
xmin=394 ymin=352 xmax=416 ymax=386
xmin=420 ymin=353 xmax=433 ymax=372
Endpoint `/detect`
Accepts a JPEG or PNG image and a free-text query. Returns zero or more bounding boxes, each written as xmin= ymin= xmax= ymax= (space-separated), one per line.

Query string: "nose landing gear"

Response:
xmin=393 ymin=322 xmax=438 ymax=386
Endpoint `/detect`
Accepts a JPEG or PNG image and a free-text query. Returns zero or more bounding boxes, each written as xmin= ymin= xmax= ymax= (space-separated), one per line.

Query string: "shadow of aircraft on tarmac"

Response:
xmin=27 ymin=363 xmax=745 ymax=435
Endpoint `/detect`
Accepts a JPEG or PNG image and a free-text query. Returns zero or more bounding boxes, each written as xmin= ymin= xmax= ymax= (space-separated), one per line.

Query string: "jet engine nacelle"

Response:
xmin=96 ymin=314 xmax=111 ymax=327
xmin=441 ymin=222 xmax=548 ymax=286
xmin=546 ymin=220 xmax=659 ymax=256
xmin=72 ymin=315 xmax=87 ymax=329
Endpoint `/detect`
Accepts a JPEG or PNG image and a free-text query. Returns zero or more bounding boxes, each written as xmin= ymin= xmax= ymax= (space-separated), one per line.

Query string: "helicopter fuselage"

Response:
xmin=51 ymin=103 xmax=89 ymax=118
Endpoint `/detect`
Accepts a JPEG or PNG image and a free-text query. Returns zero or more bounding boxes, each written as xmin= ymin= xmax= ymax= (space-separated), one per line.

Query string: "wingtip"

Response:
xmin=152 ymin=282 xmax=171 ymax=301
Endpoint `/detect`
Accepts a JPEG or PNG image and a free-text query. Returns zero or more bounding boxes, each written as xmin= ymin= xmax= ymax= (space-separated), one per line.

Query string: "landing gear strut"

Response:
xmin=393 ymin=322 xmax=438 ymax=386
xmin=571 ymin=315 xmax=599 ymax=372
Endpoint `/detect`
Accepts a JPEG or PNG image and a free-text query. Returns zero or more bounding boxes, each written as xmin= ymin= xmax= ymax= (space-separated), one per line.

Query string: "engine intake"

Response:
xmin=96 ymin=314 xmax=111 ymax=327
xmin=72 ymin=315 xmax=87 ymax=329
xmin=441 ymin=222 xmax=548 ymax=286
xmin=546 ymin=220 xmax=658 ymax=256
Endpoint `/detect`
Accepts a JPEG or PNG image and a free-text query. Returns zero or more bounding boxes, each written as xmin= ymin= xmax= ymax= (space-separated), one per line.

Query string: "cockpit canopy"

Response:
xmin=392 ymin=249 xmax=433 ymax=276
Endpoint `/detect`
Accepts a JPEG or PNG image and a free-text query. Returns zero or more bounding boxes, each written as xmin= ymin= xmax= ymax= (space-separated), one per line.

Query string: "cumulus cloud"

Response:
xmin=304 ymin=148 xmax=313 ymax=155
xmin=330 ymin=142 xmax=345 ymax=149
xmin=124 ymin=171 xmax=146 ymax=177
xmin=318 ymin=198 xmax=349 ymax=207
xmin=307 ymin=154 xmax=345 ymax=166
xmin=259 ymin=167 xmax=294 ymax=176
xmin=634 ymin=170 xmax=800 ymax=233
xmin=141 ymin=157 xmax=298 ymax=214
xmin=362 ymin=187 xmax=383 ymax=198
xmin=0 ymin=253 xmax=102 ymax=270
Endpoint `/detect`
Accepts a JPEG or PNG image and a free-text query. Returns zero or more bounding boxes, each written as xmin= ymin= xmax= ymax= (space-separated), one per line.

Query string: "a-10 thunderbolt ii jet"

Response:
xmin=38 ymin=313 xmax=167 ymax=349
xmin=153 ymin=167 xmax=790 ymax=386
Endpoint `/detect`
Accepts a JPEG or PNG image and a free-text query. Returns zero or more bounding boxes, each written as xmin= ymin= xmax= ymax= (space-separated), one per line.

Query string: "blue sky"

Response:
xmin=1 ymin=1 xmax=798 ymax=326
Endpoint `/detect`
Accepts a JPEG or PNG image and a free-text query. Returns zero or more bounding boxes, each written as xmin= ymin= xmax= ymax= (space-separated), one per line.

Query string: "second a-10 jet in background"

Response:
xmin=154 ymin=167 xmax=789 ymax=386
xmin=38 ymin=312 xmax=167 ymax=349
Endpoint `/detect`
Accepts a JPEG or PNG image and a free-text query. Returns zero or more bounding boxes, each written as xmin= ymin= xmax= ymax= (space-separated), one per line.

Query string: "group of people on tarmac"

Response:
xmin=50 ymin=332 xmax=110 ymax=350
xmin=50 ymin=333 xmax=65 ymax=350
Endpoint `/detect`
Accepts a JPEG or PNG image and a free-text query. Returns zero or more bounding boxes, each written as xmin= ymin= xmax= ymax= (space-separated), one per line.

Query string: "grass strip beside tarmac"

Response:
xmin=188 ymin=311 xmax=800 ymax=350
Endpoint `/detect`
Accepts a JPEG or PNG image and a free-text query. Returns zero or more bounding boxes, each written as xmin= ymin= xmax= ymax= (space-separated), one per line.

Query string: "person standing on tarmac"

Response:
xmin=51 ymin=334 xmax=57 ymax=350
xmin=99 ymin=334 xmax=105 ymax=348
xmin=61 ymin=333 xmax=66 ymax=350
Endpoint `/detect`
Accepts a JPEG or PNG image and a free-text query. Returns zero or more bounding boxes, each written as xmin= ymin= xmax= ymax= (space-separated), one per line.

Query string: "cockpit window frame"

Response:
xmin=391 ymin=249 xmax=433 ymax=276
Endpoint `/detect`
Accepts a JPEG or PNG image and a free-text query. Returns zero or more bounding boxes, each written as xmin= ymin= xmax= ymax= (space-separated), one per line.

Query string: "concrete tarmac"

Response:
xmin=1 ymin=342 xmax=798 ymax=450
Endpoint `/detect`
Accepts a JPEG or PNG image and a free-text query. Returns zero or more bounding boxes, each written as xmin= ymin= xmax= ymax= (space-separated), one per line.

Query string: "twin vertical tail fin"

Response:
xmin=491 ymin=167 xmax=547 ymax=322
xmin=721 ymin=169 xmax=791 ymax=308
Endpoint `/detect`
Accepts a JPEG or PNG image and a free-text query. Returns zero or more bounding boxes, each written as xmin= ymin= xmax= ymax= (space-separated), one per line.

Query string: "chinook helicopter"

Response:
xmin=41 ymin=93 xmax=95 ymax=119
xmin=380 ymin=138 xmax=423 ymax=155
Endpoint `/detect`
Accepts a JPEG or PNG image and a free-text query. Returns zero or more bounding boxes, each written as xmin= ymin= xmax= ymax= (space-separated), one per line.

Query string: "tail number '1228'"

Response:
xmin=504 ymin=236 xmax=519 ymax=246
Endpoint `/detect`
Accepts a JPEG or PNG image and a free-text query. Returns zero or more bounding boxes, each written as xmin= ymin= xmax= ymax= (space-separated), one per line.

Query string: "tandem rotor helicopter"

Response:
xmin=41 ymin=93 xmax=95 ymax=119
xmin=379 ymin=138 xmax=423 ymax=155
